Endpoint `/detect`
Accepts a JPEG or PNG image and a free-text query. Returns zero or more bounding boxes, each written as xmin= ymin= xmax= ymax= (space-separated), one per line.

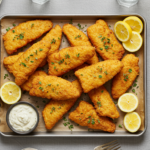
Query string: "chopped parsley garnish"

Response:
xmin=52 ymin=88 xmax=54 ymax=91
xmin=68 ymin=125 xmax=74 ymax=130
xmin=104 ymin=46 xmax=109 ymax=50
xmin=77 ymin=23 xmax=84 ymax=30
xmin=123 ymin=73 xmax=129 ymax=81
xmin=51 ymin=38 xmax=56 ymax=44
xmin=39 ymin=81 xmax=42 ymax=84
xmin=101 ymin=37 xmax=105 ymax=41
xmin=54 ymin=66 xmax=56 ymax=69
xmin=21 ymin=62 xmax=26 ymax=67
xmin=76 ymin=53 xmax=80 ymax=57
xmin=107 ymin=38 xmax=110 ymax=43
xmin=58 ymin=59 xmax=64 ymax=65
xmin=31 ymin=24 xmax=34 ymax=28
xmin=112 ymin=52 xmax=115 ymax=54
xmin=30 ymin=61 xmax=34 ymax=63
xmin=65 ymin=53 xmax=70 ymax=59
xmin=119 ymin=124 xmax=122 ymax=128
xmin=58 ymin=106 xmax=61 ymax=109
xmin=39 ymin=48 xmax=43 ymax=51
xmin=99 ymin=75 xmax=102 ymax=78
xmin=80 ymin=74 xmax=83 ymax=76
xmin=97 ymin=101 xmax=102 ymax=107
xmin=97 ymin=119 xmax=100 ymax=123
xmin=91 ymin=118 xmax=95 ymax=125
xmin=111 ymin=44 xmax=113 ymax=47
xmin=12 ymin=30 xmax=15 ymax=33
xmin=69 ymin=19 xmax=73 ymax=24
xmin=88 ymin=116 xmax=91 ymax=118
xmin=63 ymin=117 xmax=67 ymax=121
xmin=6 ymin=27 xmax=10 ymax=32
xmin=58 ymin=37 xmax=60 ymax=40
xmin=109 ymin=25 xmax=111 ymax=27
xmin=35 ymin=50 xmax=38 ymax=55
xmin=63 ymin=123 xmax=67 ymax=126
xmin=104 ymin=71 xmax=108 ymax=75
xmin=79 ymin=118 xmax=81 ymax=120
xmin=132 ymin=89 xmax=135 ymax=93
xmin=98 ymin=35 xmax=102 ymax=38
xmin=101 ymin=90 xmax=103 ymax=93
xmin=57 ymin=84 xmax=59 ymax=86
xmin=129 ymin=69 xmax=132 ymax=73
xmin=19 ymin=33 xmax=24 ymax=39
xmin=100 ymin=48 xmax=103 ymax=50
xmin=87 ymin=120 xmax=90 ymax=124
xmin=51 ymin=62 xmax=54 ymax=65
xmin=37 ymin=105 xmax=39 ymax=108
xmin=133 ymin=83 xmax=137 ymax=87
xmin=114 ymin=101 xmax=117 ymax=104
xmin=30 ymin=54 xmax=34 ymax=56
xmin=39 ymin=87 xmax=44 ymax=90
xmin=4 ymin=74 xmax=8 ymax=79
xmin=75 ymin=35 xmax=81 ymax=39
xmin=13 ymin=23 xmax=16 ymax=26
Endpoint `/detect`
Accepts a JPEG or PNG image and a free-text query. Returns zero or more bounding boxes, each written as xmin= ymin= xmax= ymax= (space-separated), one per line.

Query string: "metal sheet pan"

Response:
xmin=0 ymin=14 xmax=147 ymax=137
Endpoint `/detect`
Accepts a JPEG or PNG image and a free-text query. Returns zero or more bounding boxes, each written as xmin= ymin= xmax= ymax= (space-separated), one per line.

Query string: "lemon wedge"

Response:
xmin=124 ymin=112 xmax=141 ymax=133
xmin=114 ymin=21 xmax=132 ymax=42
xmin=0 ymin=82 xmax=21 ymax=104
xmin=118 ymin=93 xmax=138 ymax=113
xmin=123 ymin=31 xmax=143 ymax=52
xmin=124 ymin=16 xmax=143 ymax=34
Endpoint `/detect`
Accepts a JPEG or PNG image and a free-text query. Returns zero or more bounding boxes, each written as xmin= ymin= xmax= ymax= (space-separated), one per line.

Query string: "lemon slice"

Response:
xmin=124 ymin=112 xmax=141 ymax=133
xmin=123 ymin=31 xmax=143 ymax=52
xmin=124 ymin=16 xmax=143 ymax=34
xmin=114 ymin=21 xmax=132 ymax=42
xmin=1 ymin=82 xmax=21 ymax=104
xmin=118 ymin=93 xmax=138 ymax=113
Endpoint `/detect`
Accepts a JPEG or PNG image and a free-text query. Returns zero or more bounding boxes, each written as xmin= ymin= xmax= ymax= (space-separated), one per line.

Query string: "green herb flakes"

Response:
xmin=129 ymin=69 xmax=132 ymax=73
xmin=97 ymin=101 xmax=102 ymax=107
xmin=119 ymin=124 xmax=122 ymax=128
xmin=76 ymin=53 xmax=80 ymax=57
xmin=31 ymin=24 xmax=34 ymax=28
xmin=99 ymin=75 xmax=102 ymax=78
xmin=39 ymin=81 xmax=42 ymax=84
xmin=6 ymin=27 xmax=10 ymax=32
xmin=51 ymin=38 xmax=56 ymax=44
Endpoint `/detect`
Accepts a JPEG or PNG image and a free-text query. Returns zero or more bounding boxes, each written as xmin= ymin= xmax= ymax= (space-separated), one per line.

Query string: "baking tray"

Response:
xmin=0 ymin=14 xmax=147 ymax=137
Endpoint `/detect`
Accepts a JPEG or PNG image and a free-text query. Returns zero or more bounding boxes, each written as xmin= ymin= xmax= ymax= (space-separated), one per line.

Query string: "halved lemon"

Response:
xmin=0 ymin=82 xmax=21 ymax=104
xmin=114 ymin=21 xmax=132 ymax=42
xmin=124 ymin=112 xmax=141 ymax=133
xmin=118 ymin=93 xmax=138 ymax=113
xmin=124 ymin=16 xmax=143 ymax=34
xmin=123 ymin=31 xmax=143 ymax=52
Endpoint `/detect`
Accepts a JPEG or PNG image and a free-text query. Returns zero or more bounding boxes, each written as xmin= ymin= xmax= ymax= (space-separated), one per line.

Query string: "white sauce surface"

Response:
xmin=9 ymin=104 xmax=37 ymax=132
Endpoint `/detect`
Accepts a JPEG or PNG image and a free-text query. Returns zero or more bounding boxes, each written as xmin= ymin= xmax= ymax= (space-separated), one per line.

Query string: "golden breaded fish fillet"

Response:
xmin=63 ymin=24 xmax=99 ymax=65
xmin=43 ymin=25 xmax=62 ymax=55
xmin=88 ymin=86 xmax=120 ymax=119
xmin=75 ymin=60 xmax=123 ymax=93
xmin=21 ymin=71 xmax=47 ymax=91
xmin=112 ymin=54 xmax=139 ymax=99
xmin=29 ymin=76 xmax=80 ymax=101
xmin=3 ymin=52 xmax=47 ymax=73
xmin=3 ymin=20 xmax=53 ymax=54
xmin=3 ymin=52 xmax=24 ymax=73
xmin=48 ymin=46 xmax=95 ymax=76
xmin=87 ymin=19 xmax=125 ymax=60
xmin=42 ymin=80 xmax=83 ymax=130
xmin=12 ymin=40 xmax=51 ymax=86
xmin=69 ymin=101 xmax=116 ymax=133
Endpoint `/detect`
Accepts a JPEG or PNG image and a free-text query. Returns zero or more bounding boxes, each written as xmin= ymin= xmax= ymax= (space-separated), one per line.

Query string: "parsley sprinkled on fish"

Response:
xmin=51 ymin=38 xmax=56 ymax=44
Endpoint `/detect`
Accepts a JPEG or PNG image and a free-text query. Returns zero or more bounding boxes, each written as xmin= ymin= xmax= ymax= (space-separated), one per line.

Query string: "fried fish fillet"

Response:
xmin=87 ymin=19 xmax=125 ymax=60
xmin=21 ymin=71 xmax=47 ymax=91
xmin=12 ymin=40 xmax=51 ymax=86
xmin=43 ymin=25 xmax=62 ymax=55
xmin=88 ymin=86 xmax=120 ymax=119
xmin=3 ymin=52 xmax=24 ymax=73
xmin=69 ymin=101 xmax=116 ymax=133
xmin=42 ymin=80 xmax=82 ymax=130
xmin=3 ymin=52 xmax=46 ymax=73
xmin=63 ymin=24 xmax=99 ymax=64
xmin=29 ymin=76 xmax=80 ymax=100
xmin=112 ymin=54 xmax=139 ymax=99
xmin=48 ymin=46 xmax=95 ymax=76
xmin=3 ymin=20 xmax=53 ymax=54
xmin=75 ymin=60 xmax=123 ymax=93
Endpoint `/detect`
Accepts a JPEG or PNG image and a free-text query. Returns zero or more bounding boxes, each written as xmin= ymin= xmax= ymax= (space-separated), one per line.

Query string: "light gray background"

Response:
xmin=0 ymin=0 xmax=149 ymax=150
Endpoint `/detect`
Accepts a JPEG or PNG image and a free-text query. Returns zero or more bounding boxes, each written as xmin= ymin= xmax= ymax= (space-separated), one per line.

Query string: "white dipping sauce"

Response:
xmin=9 ymin=104 xmax=37 ymax=132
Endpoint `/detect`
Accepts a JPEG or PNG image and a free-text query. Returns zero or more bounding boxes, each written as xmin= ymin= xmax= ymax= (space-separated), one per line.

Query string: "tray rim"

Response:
xmin=0 ymin=13 xmax=147 ymax=137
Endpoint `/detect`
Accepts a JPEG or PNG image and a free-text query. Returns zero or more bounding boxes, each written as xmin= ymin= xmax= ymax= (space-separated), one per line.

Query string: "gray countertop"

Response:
xmin=0 ymin=0 xmax=149 ymax=150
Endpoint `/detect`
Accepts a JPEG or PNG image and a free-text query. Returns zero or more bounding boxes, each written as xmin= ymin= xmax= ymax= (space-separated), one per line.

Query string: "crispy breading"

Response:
xmin=3 ymin=20 xmax=53 ymax=54
xmin=112 ymin=54 xmax=139 ymax=99
xmin=75 ymin=60 xmax=124 ymax=93
xmin=48 ymin=46 xmax=95 ymax=76
xmin=29 ymin=76 xmax=80 ymax=100
xmin=87 ymin=19 xmax=125 ymax=60
xmin=43 ymin=25 xmax=62 ymax=55
xmin=88 ymin=86 xmax=120 ymax=119
xmin=3 ymin=52 xmax=24 ymax=73
xmin=21 ymin=71 xmax=47 ymax=91
xmin=3 ymin=52 xmax=46 ymax=73
xmin=12 ymin=40 xmax=50 ymax=86
xmin=63 ymin=24 xmax=99 ymax=65
xmin=69 ymin=101 xmax=116 ymax=133
xmin=42 ymin=80 xmax=83 ymax=130
xmin=74 ymin=63 xmax=89 ymax=72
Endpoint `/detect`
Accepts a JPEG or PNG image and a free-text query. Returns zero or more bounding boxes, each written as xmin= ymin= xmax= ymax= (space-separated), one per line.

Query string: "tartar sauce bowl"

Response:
xmin=6 ymin=101 xmax=39 ymax=135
